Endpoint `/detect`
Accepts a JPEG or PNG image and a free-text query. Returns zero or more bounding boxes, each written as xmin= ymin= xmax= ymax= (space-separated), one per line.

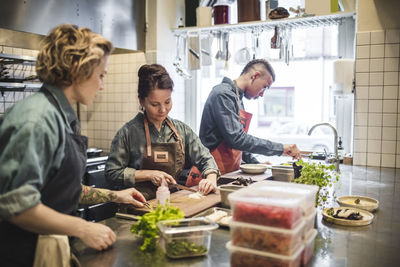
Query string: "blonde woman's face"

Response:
xmin=141 ymin=88 xmax=172 ymax=125
xmin=74 ymin=56 xmax=108 ymax=105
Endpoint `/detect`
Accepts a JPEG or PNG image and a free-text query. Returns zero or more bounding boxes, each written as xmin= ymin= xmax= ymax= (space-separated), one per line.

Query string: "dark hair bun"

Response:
xmin=137 ymin=64 xmax=174 ymax=99
xmin=138 ymin=64 xmax=168 ymax=79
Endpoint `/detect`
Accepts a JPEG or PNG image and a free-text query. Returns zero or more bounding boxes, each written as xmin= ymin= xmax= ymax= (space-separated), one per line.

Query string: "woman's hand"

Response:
xmin=135 ymin=170 xmax=176 ymax=186
xmin=198 ymin=173 xmax=217 ymax=195
xmin=149 ymin=170 xmax=176 ymax=186
xmin=79 ymin=221 xmax=116 ymax=251
xmin=114 ymin=188 xmax=147 ymax=207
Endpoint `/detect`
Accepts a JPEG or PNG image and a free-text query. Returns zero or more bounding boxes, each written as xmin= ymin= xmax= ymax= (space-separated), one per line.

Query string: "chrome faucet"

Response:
xmin=308 ymin=123 xmax=339 ymax=172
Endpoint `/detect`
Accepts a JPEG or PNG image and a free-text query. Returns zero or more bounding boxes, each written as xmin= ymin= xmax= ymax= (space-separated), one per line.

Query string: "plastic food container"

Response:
xmin=157 ymin=217 xmax=218 ymax=258
xmin=230 ymin=219 xmax=305 ymax=255
xmin=228 ymin=187 xmax=304 ymax=229
xmin=271 ymin=165 xmax=295 ymax=182
xmin=301 ymin=229 xmax=318 ymax=266
xmin=227 ymin=241 xmax=304 ymax=267
xmin=248 ymin=181 xmax=319 ymax=216
xmin=303 ymin=208 xmax=317 ymax=235
xmin=218 ymin=184 xmax=244 ymax=208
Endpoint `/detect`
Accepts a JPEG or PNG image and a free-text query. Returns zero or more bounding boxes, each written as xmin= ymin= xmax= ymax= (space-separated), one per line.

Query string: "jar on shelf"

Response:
xmin=213 ymin=0 xmax=230 ymax=25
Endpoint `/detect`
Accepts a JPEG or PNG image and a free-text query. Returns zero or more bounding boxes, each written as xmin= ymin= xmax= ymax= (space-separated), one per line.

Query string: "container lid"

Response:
xmin=248 ymin=180 xmax=319 ymax=197
xmin=157 ymin=217 xmax=218 ymax=235
xmin=226 ymin=241 xmax=304 ymax=260
xmin=228 ymin=187 xmax=305 ymax=208
xmin=304 ymin=229 xmax=318 ymax=243
xmin=230 ymin=218 xmax=305 ymax=234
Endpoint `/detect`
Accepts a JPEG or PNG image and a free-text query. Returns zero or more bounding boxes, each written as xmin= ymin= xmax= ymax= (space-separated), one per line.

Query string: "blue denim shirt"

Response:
xmin=105 ymin=112 xmax=219 ymax=186
xmin=199 ymin=77 xmax=283 ymax=163
xmin=0 ymin=84 xmax=79 ymax=219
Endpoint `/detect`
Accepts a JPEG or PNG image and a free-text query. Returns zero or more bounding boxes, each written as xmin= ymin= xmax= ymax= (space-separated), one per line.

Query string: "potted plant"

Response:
xmin=292 ymin=159 xmax=340 ymax=208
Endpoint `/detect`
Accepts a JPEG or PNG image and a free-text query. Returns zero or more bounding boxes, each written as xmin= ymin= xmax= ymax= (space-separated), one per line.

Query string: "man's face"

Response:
xmin=245 ymin=71 xmax=273 ymax=100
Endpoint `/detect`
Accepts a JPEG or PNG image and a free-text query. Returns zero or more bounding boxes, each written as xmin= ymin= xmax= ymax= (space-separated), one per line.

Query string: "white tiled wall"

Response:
xmin=354 ymin=29 xmax=400 ymax=167
xmin=80 ymin=52 xmax=147 ymax=152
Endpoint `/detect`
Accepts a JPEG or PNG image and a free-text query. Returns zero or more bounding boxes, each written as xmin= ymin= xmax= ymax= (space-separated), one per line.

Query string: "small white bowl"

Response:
xmin=240 ymin=164 xmax=269 ymax=174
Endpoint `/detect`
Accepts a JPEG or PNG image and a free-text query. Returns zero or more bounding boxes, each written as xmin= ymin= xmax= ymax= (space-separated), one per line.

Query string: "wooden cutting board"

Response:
xmin=121 ymin=189 xmax=221 ymax=218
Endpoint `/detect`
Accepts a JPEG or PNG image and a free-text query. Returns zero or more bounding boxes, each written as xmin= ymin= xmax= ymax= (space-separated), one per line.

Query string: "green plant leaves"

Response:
xmin=293 ymin=159 xmax=340 ymax=208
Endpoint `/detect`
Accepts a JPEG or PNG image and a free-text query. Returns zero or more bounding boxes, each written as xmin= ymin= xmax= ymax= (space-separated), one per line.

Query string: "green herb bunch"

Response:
xmin=293 ymin=159 xmax=340 ymax=208
xmin=131 ymin=203 xmax=185 ymax=251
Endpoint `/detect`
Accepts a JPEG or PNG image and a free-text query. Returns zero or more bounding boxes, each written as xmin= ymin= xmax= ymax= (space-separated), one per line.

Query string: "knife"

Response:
xmin=168 ymin=182 xmax=197 ymax=193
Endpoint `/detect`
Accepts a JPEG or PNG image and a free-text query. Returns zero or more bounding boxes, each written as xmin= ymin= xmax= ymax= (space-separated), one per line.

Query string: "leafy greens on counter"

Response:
xmin=131 ymin=203 xmax=185 ymax=251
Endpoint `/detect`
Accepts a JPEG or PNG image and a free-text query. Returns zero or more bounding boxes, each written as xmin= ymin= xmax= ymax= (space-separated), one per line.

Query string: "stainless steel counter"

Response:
xmin=72 ymin=165 xmax=400 ymax=267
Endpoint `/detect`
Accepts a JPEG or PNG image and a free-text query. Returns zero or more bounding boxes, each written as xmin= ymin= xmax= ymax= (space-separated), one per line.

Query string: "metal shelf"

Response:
xmin=0 ymin=53 xmax=40 ymax=92
xmin=172 ymin=12 xmax=356 ymax=34
xmin=0 ymin=82 xmax=42 ymax=92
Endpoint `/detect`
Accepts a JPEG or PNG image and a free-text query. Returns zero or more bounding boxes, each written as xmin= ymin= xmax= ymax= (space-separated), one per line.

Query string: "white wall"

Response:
xmin=353 ymin=0 xmax=400 ymax=167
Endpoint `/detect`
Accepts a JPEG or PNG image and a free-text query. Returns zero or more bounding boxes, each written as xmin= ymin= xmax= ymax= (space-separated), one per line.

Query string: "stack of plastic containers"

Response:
xmin=226 ymin=180 xmax=319 ymax=267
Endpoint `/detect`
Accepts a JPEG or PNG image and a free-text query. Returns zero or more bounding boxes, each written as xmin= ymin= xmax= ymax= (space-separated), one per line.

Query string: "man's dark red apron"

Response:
xmin=135 ymin=115 xmax=185 ymax=200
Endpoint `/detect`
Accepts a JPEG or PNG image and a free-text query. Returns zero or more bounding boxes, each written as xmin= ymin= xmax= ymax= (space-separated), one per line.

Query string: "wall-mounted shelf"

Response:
xmin=0 ymin=53 xmax=37 ymax=66
xmin=172 ymin=12 xmax=356 ymax=34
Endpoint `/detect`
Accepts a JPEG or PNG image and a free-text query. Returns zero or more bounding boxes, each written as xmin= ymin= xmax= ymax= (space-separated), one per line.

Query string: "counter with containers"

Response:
xmin=72 ymin=164 xmax=400 ymax=267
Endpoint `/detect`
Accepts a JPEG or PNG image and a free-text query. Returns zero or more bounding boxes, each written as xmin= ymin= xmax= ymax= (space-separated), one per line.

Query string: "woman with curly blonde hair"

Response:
xmin=0 ymin=24 xmax=146 ymax=266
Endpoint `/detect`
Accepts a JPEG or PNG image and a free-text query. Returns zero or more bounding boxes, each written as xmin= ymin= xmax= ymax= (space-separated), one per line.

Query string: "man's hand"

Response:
xmin=283 ymin=144 xmax=301 ymax=159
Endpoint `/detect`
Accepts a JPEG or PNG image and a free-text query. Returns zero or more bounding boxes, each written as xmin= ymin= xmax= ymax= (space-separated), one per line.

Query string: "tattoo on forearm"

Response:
xmin=80 ymin=185 xmax=117 ymax=204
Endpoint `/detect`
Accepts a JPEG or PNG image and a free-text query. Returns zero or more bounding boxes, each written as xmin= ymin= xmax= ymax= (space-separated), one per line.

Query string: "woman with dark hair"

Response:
xmin=0 ymin=24 xmax=146 ymax=267
xmin=105 ymin=64 xmax=219 ymax=200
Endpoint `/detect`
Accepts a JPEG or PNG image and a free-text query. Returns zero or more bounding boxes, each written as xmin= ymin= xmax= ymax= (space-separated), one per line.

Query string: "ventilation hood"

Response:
xmin=0 ymin=0 xmax=145 ymax=52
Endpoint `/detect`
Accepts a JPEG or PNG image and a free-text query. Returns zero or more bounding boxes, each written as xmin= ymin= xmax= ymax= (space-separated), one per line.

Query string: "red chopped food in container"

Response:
xmin=248 ymin=181 xmax=319 ymax=216
xmin=229 ymin=189 xmax=304 ymax=229
xmin=230 ymin=220 xmax=305 ymax=255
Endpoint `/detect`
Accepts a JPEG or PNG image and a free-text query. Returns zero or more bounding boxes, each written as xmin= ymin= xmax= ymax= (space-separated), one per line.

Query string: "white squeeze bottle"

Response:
xmin=156 ymin=178 xmax=170 ymax=206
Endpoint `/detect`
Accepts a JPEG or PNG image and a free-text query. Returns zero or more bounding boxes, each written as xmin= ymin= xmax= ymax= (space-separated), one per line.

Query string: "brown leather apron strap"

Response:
xmin=165 ymin=118 xmax=185 ymax=155
xmin=143 ymin=116 xmax=152 ymax=157
xmin=233 ymin=80 xmax=242 ymax=116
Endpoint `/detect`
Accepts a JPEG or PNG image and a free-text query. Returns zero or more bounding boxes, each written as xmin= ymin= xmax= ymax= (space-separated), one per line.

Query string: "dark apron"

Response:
xmin=0 ymin=87 xmax=87 ymax=267
xmin=210 ymin=81 xmax=252 ymax=175
xmin=134 ymin=115 xmax=185 ymax=200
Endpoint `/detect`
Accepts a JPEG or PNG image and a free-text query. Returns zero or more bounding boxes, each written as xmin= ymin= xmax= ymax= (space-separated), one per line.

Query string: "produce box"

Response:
xmin=227 ymin=241 xmax=304 ymax=267
xmin=229 ymin=188 xmax=303 ymax=229
xmin=218 ymin=184 xmax=244 ymax=208
xmin=271 ymin=165 xmax=295 ymax=182
xmin=157 ymin=217 xmax=218 ymax=258
xmin=230 ymin=219 xmax=305 ymax=255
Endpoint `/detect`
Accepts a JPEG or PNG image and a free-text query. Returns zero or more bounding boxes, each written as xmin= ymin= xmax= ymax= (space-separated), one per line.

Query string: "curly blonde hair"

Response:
xmin=36 ymin=24 xmax=113 ymax=87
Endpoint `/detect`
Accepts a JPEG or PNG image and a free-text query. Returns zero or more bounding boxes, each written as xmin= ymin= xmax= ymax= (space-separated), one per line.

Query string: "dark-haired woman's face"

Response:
xmin=141 ymin=88 xmax=172 ymax=125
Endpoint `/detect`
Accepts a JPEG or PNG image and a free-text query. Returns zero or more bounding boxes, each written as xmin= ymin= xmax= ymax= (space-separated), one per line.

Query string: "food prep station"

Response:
xmin=72 ymin=164 xmax=400 ymax=266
